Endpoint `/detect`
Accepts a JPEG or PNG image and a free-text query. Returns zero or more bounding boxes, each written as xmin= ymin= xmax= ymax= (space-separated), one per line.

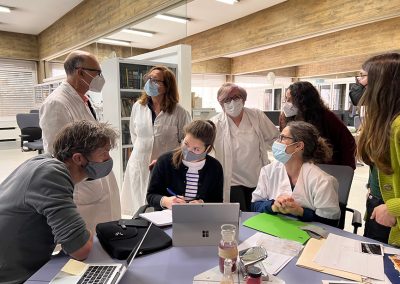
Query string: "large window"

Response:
xmin=0 ymin=59 xmax=37 ymax=117
xmin=191 ymin=74 xmax=226 ymax=112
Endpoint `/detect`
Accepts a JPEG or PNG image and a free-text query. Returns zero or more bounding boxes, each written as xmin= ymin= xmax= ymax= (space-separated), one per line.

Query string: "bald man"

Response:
xmin=39 ymin=50 xmax=121 ymax=232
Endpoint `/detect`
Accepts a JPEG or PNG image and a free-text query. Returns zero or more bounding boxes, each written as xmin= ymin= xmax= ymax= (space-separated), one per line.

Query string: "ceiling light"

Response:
xmin=98 ymin=38 xmax=133 ymax=47
xmin=122 ymin=28 xmax=155 ymax=37
xmin=0 ymin=5 xmax=11 ymax=13
xmin=216 ymin=0 xmax=239 ymax=4
xmin=155 ymin=14 xmax=190 ymax=24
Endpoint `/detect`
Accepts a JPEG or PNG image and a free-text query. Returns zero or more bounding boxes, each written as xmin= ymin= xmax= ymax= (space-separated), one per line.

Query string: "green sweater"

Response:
xmin=379 ymin=115 xmax=400 ymax=247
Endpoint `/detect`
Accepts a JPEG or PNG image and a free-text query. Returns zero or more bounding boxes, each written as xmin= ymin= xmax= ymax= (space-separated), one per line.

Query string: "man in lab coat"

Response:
xmin=39 ymin=50 xmax=121 ymax=233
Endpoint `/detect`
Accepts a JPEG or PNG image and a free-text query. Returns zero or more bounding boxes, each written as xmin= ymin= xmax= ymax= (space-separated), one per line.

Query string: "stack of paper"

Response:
xmin=139 ymin=209 xmax=172 ymax=226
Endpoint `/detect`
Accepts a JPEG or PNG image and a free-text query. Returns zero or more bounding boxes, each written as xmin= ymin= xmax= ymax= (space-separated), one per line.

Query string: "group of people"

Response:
xmin=1 ymin=49 xmax=400 ymax=284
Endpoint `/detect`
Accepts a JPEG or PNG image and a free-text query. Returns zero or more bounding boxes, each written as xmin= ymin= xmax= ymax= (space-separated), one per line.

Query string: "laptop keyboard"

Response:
xmin=78 ymin=265 xmax=117 ymax=284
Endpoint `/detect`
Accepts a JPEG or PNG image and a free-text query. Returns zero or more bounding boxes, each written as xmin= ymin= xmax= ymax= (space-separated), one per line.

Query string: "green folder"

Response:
xmin=243 ymin=213 xmax=310 ymax=244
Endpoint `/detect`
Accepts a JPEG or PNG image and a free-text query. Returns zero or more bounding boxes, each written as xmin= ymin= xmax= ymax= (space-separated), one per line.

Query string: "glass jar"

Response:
xmin=245 ymin=266 xmax=262 ymax=284
xmin=220 ymin=258 xmax=234 ymax=284
xmin=218 ymin=224 xmax=238 ymax=273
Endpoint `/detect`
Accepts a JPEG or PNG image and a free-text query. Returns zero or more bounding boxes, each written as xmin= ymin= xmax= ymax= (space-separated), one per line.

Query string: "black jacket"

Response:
xmin=147 ymin=151 xmax=224 ymax=210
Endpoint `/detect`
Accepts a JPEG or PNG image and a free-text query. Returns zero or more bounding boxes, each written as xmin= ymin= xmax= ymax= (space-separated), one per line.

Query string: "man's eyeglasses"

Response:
xmin=145 ymin=76 xmax=164 ymax=85
xmin=223 ymin=96 xmax=242 ymax=104
xmin=278 ymin=134 xmax=295 ymax=142
xmin=76 ymin=67 xmax=102 ymax=76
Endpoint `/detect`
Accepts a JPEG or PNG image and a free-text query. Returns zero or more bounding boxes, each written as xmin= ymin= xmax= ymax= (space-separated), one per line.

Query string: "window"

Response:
xmin=0 ymin=59 xmax=37 ymax=117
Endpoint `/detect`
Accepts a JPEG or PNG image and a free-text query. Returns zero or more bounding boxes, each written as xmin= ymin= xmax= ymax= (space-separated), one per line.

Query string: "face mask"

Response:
xmin=282 ymin=102 xmax=298 ymax=117
xmin=144 ymin=79 xmax=159 ymax=97
xmin=84 ymin=157 xmax=113 ymax=180
xmin=82 ymin=71 xmax=105 ymax=93
xmin=182 ymin=145 xmax=207 ymax=162
xmin=224 ymin=99 xmax=244 ymax=117
xmin=272 ymin=141 xmax=296 ymax=164
xmin=349 ymin=83 xmax=366 ymax=106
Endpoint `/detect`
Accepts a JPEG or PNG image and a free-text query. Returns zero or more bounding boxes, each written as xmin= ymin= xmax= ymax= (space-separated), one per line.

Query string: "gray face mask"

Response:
xmin=182 ymin=146 xmax=207 ymax=162
xmin=84 ymin=157 xmax=113 ymax=180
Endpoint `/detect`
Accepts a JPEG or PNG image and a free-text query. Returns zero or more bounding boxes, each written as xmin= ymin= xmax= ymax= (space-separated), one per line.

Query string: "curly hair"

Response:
xmin=287 ymin=121 xmax=333 ymax=164
xmin=53 ymin=120 xmax=118 ymax=161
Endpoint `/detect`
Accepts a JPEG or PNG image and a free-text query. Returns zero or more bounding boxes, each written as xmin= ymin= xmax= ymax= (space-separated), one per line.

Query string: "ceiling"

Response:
xmin=0 ymin=0 xmax=286 ymax=50
xmin=0 ymin=0 xmax=83 ymax=34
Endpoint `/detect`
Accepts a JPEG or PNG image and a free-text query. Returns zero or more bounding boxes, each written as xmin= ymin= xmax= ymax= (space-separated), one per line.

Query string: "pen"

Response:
xmin=166 ymin=188 xmax=187 ymax=202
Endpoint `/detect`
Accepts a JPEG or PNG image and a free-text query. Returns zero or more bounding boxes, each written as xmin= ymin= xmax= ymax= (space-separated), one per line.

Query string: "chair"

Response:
xmin=29 ymin=109 xmax=39 ymax=113
xmin=16 ymin=113 xmax=44 ymax=154
xmin=317 ymin=164 xmax=362 ymax=234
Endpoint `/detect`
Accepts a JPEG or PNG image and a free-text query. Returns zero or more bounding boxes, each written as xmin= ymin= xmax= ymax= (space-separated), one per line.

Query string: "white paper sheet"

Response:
xmin=314 ymin=234 xmax=385 ymax=281
xmin=139 ymin=209 xmax=172 ymax=226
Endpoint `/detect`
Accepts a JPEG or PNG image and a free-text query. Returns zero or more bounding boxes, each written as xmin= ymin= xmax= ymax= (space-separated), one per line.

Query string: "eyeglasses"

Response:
xmin=223 ymin=96 xmax=242 ymax=104
xmin=355 ymin=73 xmax=368 ymax=81
xmin=145 ymin=76 xmax=164 ymax=85
xmin=278 ymin=134 xmax=295 ymax=142
xmin=76 ymin=67 xmax=102 ymax=76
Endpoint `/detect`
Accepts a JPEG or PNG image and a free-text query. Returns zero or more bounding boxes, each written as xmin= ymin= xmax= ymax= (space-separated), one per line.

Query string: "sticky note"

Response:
xmin=61 ymin=259 xmax=88 ymax=276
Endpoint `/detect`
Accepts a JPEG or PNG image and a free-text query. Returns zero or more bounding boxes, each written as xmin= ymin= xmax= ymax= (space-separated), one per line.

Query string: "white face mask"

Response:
xmin=224 ymin=99 xmax=244 ymax=117
xmin=282 ymin=102 xmax=298 ymax=117
xmin=82 ymin=71 xmax=105 ymax=93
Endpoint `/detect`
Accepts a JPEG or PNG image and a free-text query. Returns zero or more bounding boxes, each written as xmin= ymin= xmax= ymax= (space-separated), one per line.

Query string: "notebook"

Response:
xmin=172 ymin=203 xmax=240 ymax=246
xmin=139 ymin=209 xmax=172 ymax=226
xmin=49 ymin=223 xmax=152 ymax=284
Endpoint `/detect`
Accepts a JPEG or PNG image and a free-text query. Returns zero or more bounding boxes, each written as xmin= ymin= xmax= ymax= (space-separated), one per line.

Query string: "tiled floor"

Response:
xmin=0 ymin=147 xmax=369 ymax=234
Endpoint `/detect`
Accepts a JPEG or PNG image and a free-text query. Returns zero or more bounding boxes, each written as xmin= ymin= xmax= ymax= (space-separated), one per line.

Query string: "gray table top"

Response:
xmin=28 ymin=212 xmax=380 ymax=283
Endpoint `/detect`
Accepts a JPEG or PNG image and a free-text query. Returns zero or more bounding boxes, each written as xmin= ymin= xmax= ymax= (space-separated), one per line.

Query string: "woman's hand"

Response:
xmin=189 ymin=199 xmax=204 ymax=204
xmin=371 ymin=204 xmax=396 ymax=227
xmin=161 ymin=195 xmax=187 ymax=209
xmin=272 ymin=194 xmax=303 ymax=216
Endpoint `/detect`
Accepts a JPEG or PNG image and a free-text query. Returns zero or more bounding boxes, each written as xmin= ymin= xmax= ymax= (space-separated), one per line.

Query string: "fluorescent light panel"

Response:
xmin=98 ymin=38 xmax=132 ymax=47
xmin=0 ymin=5 xmax=11 ymax=13
xmin=122 ymin=28 xmax=154 ymax=37
xmin=216 ymin=0 xmax=239 ymax=4
xmin=155 ymin=14 xmax=190 ymax=24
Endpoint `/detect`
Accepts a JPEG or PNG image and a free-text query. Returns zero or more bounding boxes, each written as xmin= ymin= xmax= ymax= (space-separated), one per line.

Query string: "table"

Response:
xmin=28 ymin=212 xmax=381 ymax=283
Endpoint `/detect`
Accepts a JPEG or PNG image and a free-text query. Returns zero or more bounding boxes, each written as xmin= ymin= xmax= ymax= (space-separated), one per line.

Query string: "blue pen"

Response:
xmin=166 ymin=188 xmax=187 ymax=202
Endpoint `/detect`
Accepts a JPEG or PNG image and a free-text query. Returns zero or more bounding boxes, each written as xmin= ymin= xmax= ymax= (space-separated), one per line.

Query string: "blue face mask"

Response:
xmin=272 ymin=141 xmax=296 ymax=164
xmin=144 ymin=79 xmax=159 ymax=97
xmin=84 ymin=157 xmax=113 ymax=180
xmin=182 ymin=145 xmax=207 ymax=162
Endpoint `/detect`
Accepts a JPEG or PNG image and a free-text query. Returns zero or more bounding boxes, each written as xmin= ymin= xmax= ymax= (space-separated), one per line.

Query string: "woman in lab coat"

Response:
xmin=121 ymin=66 xmax=191 ymax=216
xmin=211 ymin=83 xmax=279 ymax=211
xmin=251 ymin=121 xmax=340 ymax=226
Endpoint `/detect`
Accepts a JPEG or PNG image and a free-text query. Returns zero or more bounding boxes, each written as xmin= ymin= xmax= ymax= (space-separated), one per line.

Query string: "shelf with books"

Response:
xmin=102 ymin=57 xmax=178 ymax=189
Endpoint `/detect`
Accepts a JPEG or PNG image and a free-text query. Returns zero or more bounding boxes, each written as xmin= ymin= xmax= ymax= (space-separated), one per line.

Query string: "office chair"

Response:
xmin=16 ymin=113 xmax=44 ymax=154
xmin=29 ymin=109 xmax=39 ymax=113
xmin=317 ymin=164 xmax=362 ymax=234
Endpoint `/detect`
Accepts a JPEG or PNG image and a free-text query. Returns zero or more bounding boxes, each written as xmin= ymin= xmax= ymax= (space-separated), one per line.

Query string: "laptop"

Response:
xmin=49 ymin=223 xmax=152 ymax=284
xmin=172 ymin=203 xmax=240 ymax=246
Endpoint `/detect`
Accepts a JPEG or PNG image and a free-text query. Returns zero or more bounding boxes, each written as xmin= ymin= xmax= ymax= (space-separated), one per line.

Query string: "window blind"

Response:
xmin=0 ymin=59 xmax=37 ymax=117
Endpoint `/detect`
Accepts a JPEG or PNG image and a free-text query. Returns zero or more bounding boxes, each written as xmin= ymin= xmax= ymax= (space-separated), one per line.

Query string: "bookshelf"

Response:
xmin=101 ymin=58 xmax=177 ymax=189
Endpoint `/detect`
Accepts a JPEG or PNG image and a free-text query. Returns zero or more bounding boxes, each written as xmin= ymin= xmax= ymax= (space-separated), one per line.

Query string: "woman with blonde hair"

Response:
xmin=121 ymin=66 xmax=191 ymax=215
xmin=357 ymin=53 xmax=400 ymax=246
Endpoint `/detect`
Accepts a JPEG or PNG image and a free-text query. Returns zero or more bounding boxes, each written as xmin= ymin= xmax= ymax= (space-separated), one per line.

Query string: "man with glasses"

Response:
xmin=39 ymin=50 xmax=121 ymax=233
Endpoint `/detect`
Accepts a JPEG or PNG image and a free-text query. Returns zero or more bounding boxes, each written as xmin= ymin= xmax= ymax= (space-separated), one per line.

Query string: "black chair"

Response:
xmin=29 ymin=109 xmax=39 ymax=113
xmin=16 ymin=113 xmax=44 ymax=154
xmin=317 ymin=164 xmax=362 ymax=234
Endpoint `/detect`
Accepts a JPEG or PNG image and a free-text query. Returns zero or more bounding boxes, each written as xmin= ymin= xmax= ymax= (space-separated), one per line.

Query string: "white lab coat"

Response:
xmin=39 ymin=82 xmax=121 ymax=232
xmin=211 ymin=108 xmax=279 ymax=202
xmin=252 ymin=161 xmax=341 ymax=220
xmin=120 ymin=101 xmax=191 ymax=216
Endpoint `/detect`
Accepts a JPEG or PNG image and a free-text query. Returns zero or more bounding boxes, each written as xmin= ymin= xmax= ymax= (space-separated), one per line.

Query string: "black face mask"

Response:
xmin=349 ymin=83 xmax=366 ymax=106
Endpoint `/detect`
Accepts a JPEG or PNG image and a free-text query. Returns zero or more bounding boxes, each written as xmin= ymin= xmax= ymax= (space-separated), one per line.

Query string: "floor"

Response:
xmin=0 ymin=147 xmax=369 ymax=235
